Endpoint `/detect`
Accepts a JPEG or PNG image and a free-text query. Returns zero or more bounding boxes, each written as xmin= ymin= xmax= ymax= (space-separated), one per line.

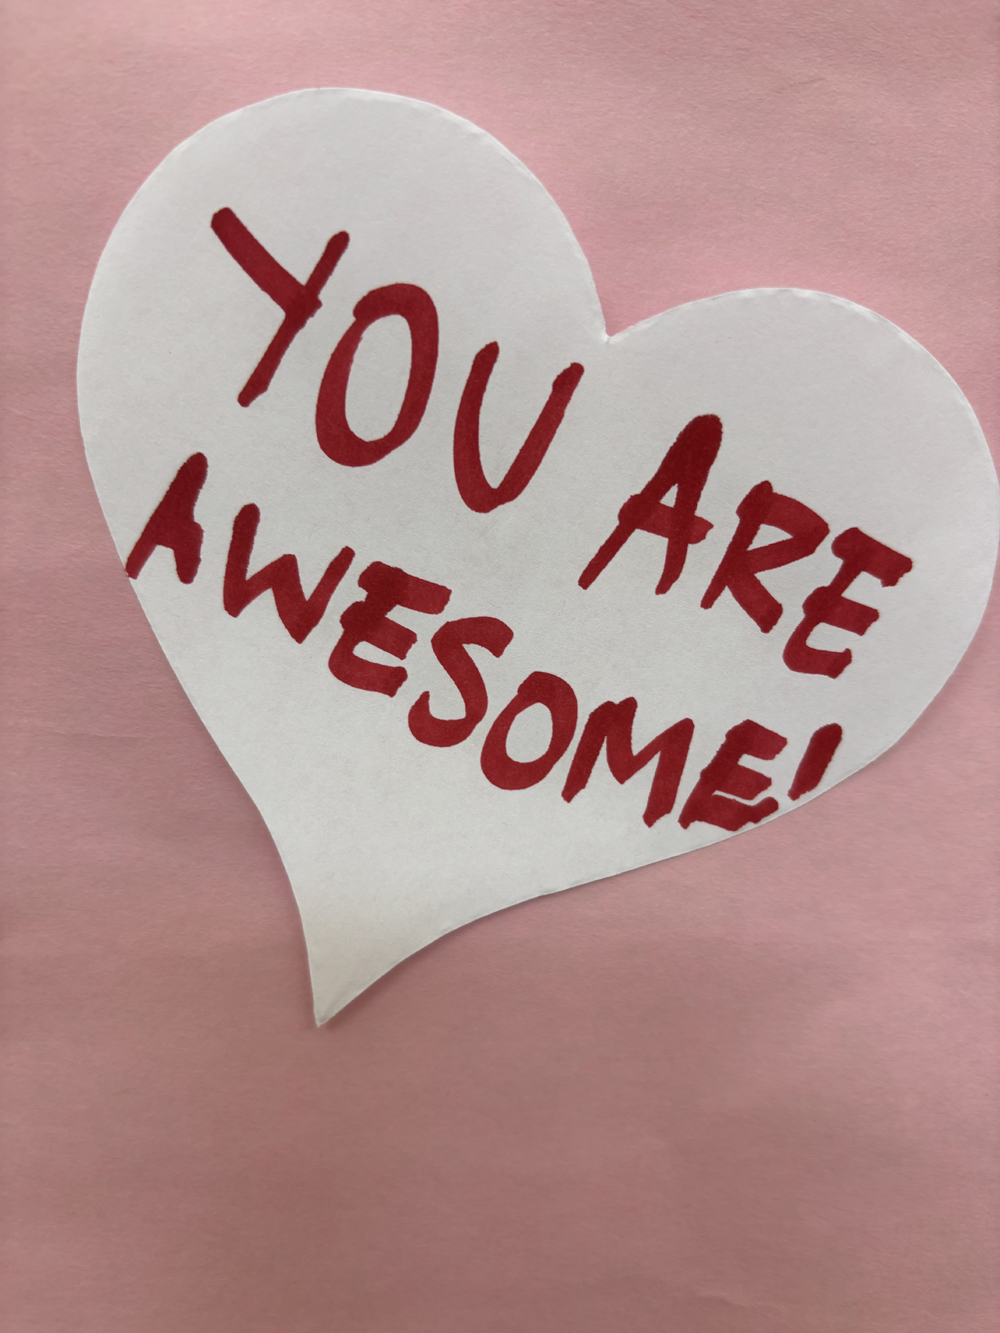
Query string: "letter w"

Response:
xmin=561 ymin=698 xmax=694 ymax=828
xmin=224 ymin=505 xmax=355 ymax=644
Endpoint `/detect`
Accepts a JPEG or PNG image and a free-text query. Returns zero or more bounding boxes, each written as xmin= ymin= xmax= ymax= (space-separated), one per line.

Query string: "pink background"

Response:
xmin=2 ymin=3 xmax=998 ymax=1330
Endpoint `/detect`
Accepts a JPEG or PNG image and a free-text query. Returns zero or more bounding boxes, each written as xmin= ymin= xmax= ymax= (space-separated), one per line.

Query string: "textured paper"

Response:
xmin=77 ymin=89 xmax=998 ymax=1021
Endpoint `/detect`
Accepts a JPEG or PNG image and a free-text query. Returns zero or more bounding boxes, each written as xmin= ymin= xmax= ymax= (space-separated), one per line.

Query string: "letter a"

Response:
xmin=579 ymin=414 xmax=722 ymax=595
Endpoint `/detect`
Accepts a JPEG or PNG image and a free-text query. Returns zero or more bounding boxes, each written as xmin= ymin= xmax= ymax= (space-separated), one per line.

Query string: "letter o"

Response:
xmin=480 ymin=671 xmax=578 ymax=790
xmin=316 ymin=283 xmax=439 ymax=466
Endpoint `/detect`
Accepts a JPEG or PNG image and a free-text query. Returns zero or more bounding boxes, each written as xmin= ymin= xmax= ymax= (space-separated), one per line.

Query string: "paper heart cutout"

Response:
xmin=78 ymin=89 xmax=998 ymax=1021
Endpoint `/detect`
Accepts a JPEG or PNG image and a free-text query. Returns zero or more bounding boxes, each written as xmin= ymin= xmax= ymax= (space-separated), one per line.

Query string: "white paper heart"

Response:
xmin=78 ymin=89 xmax=998 ymax=1021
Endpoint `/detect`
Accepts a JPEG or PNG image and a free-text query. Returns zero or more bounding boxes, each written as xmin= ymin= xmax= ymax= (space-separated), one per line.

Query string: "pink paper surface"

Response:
xmin=2 ymin=3 xmax=997 ymax=1330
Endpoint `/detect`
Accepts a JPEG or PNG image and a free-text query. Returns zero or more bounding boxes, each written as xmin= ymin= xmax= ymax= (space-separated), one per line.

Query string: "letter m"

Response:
xmin=561 ymin=699 xmax=694 ymax=828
